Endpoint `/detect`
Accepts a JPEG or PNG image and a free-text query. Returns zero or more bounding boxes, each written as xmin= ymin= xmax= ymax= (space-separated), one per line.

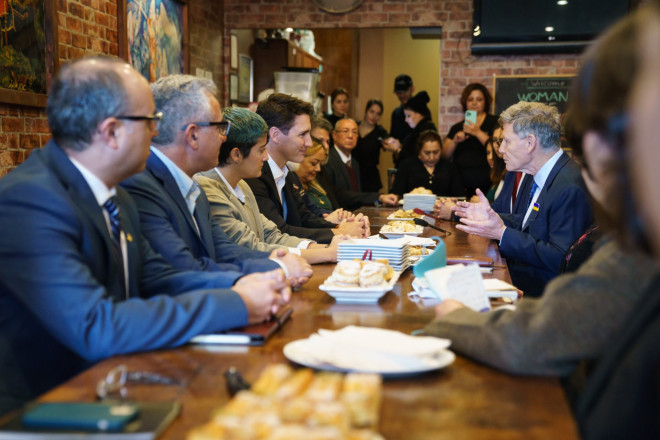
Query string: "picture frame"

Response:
xmin=118 ymin=0 xmax=189 ymax=82
xmin=238 ymin=54 xmax=253 ymax=103
xmin=229 ymin=73 xmax=238 ymax=101
xmin=230 ymin=33 xmax=238 ymax=71
xmin=0 ymin=0 xmax=58 ymax=107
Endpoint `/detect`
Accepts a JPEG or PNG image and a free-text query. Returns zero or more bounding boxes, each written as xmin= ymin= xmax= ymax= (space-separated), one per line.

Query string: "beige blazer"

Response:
xmin=195 ymin=169 xmax=305 ymax=252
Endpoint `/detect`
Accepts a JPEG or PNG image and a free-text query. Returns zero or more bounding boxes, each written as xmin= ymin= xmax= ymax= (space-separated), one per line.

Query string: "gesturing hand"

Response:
xmin=454 ymin=190 xmax=507 ymax=240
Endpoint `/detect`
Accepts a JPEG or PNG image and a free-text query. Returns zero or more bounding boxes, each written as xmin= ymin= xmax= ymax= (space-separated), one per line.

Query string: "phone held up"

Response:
xmin=465 ymin=110 xmax=477 ymax=125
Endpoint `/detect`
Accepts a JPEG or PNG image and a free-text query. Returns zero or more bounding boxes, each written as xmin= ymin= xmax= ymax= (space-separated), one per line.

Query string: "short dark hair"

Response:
xmin=364 ymin=99 xmax=383 ymax=115
xmin=218 ymin=107 xmax=268 ymax=166
xmin=256 ymin=93 xmax=313 ymax=134
xmin=311 ymin=115 xmax=333 ymax=134
xmin=486 ymin=137 xmax=506 ymax=184
xmin=460 ymin=83 xmax=492 ymax=113
xmin=47 ymin=56 xmax=129 ymax=151
xmin=415 ymin=130 xmax=442 ymax=155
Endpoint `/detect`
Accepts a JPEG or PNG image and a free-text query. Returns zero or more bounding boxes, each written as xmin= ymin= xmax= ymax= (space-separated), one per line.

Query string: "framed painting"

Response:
xmin=118 ymin=0 xmax=189 ymax=82
xmin=238 ymin=54 xmax=252 ymax=103
xmin=229 ymin=73 xmax=238 ymax=101
xmin=0 ymin=0 xmax=58 ymax=107
xmin=230 ymin=33 xmax=238 ymax=71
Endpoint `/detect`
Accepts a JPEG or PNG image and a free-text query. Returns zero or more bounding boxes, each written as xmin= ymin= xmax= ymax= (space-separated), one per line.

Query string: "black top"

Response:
xmin=447 ymin=113 xmax=498 ymax=196
xmin=391 ymin=157 xmax=465 ymax=197
xmin=390 ymin=105 xmax=413 ymax=144
xmin=323 ymin=113 xmax=343 ymax=128
xmin=352 ymin=123 xmax=388 ymax=192
xmin=397 ymin=117 xmax=437 ymax=167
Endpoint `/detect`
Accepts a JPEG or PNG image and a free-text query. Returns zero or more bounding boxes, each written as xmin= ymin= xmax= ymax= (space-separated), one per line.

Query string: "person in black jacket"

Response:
xmin=391 ymin=130 xmax=464 ymax=197
xmin=395 ymin=91 xmax=437 ymax=167
xmin=245 ymin=93 xmax=368 ymax=243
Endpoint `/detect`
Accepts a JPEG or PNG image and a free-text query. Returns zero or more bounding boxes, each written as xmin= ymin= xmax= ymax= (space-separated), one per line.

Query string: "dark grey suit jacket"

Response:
xmin=320 ymin=146 xmax=379 ymax=211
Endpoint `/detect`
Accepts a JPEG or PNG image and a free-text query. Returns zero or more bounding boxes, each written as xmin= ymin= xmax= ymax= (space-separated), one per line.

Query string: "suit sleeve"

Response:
xmin=499 ymin=185 xmax=592 ymax=274
xmin=247 ymin=176 xmax=334 ymax=244
xmin=423 ymin=241 xmax=657 ymax=376
xmin=321 ymin=163 xmax=379 ymax=211
xmin=0 ymin=184 xmax=249 ymax=363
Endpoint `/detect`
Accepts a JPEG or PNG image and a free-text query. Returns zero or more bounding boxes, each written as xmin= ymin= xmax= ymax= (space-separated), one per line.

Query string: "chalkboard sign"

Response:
xmin=492 ymin=75 xmax=574 ymax=116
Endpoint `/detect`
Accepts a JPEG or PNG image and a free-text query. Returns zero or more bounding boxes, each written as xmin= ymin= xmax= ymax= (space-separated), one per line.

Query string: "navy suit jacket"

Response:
xmin=121 ymin=153 xmax=277 ymax=280
xmin=498 ymin=152 xmax=593 ymax=296
xmin=0 ymin=141 xmax=249 ymax=415
xmin=321 ymin=147 xmax=379 ymax=211
xmin=245 ymin=163 xmax=335 ymax=244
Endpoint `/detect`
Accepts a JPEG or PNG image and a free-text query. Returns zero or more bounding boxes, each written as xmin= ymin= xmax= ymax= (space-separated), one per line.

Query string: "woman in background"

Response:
xmin=485 ymin=126 xmax=507 ymax=202
xmin=443 ymin=83 xmax=498 ymax=196
xmin=295 ymin=138 xmax=338 ymax=211
xmin=353 ymin=99 xmax=400 ymax=192
xmin=324 ymin=87 xmax=350 ymax=127
xmin=396 ymin=91 xmax=437 ymax=167
xmin=391 ymin=130 xmax=464 ymax=197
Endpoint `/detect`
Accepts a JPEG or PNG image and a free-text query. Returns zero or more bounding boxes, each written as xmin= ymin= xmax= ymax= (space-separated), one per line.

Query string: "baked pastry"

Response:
xmin=358 ymin=262 xmax=387 ymax=287
xmin=331 ymin=261 xmax=362 ymax=286
xmin=409 ymin=187 xmax=433 ymax=195
xmin=251 ymin=364 xmax=293 ymax=395
xmin=342 ymin=373 xmax=382 ymax=428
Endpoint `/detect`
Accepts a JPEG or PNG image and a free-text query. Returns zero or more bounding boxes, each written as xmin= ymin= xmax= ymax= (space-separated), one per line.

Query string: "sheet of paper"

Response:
xmin=424 ymin=264 xmax=491 ymax=312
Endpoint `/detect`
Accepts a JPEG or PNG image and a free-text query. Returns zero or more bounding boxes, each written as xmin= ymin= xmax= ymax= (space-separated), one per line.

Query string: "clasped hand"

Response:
xmin=233 ymin=269 xmax=291 ymax=324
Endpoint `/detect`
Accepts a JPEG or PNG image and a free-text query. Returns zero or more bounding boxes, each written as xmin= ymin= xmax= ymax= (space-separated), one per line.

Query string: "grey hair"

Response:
xmin=150 ymin=74 xmax=218 ymax=146
xmin=499 ymin=101 xmax=561 ymax=151
xmin=47 ymin=56 xmax=129 ymax=152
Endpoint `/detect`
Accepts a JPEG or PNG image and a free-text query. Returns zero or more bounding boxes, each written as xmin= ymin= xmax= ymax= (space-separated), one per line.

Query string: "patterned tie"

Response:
xmin=103 ymin=196 xmax=127 ymax=298
xmin=103 ymin=196 xmax=122 ymax=244
xmin=526 ymin=181 xmax=539 ymax=212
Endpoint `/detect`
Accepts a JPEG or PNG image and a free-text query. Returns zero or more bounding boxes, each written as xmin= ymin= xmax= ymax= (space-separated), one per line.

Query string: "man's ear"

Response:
xmin=96 ymin=117 xmax=120 ymax=150
xmin=526 ymin=133 xmax=537 ymax=153
xmin=184 ymin=124 xmax=199 ymax=150
xmin=268 ymin=126 xmax=281 ymax=144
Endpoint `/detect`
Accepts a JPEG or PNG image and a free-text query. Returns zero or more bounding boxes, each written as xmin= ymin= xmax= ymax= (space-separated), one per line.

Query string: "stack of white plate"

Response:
xmin=402 ymin=193 xmax=436 ymax=212
xmin=337 ymin=238 xmax=411 ymax=271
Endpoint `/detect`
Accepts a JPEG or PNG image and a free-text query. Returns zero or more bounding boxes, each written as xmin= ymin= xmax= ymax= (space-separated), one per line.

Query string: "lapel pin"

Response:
xmin=533 ymin=203 xmax=539 ymax=212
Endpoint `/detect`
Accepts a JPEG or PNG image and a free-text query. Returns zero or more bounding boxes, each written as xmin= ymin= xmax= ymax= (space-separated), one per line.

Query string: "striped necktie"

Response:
xmin=103 ymin=196 xmax=122 ymax=244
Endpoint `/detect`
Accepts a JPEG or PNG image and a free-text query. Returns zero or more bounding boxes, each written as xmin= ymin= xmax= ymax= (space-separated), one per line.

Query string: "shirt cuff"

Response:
xmin=288 ymin=247 xmax=302 ymax=255
xmin=498 ymin=227 xmax=507 ymax=245
xmin=297 ymin=240 xmax=313 ymax=249
xmin=269 ymin=258 xmax=290 ymax=278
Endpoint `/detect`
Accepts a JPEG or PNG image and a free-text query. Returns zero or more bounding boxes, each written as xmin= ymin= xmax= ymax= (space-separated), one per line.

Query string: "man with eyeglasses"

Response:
xmin=322 ymin=118 xmax=399 ymax=211
xmin=0 ymin=57 xmax=290 ymax=416
xmin=451 ymin=102 xmax=592 ymax=296
xmin=121 ymin=75 xmax=313 ymax=287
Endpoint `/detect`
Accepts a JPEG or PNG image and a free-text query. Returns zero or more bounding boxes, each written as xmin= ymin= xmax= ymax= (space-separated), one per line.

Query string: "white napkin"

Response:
xmin=296 ymin=326 xmax=451 ymax=372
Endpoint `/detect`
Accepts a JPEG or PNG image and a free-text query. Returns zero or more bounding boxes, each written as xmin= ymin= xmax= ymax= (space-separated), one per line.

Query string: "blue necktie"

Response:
xmin=526 ymin=181 xmax=539 ymax=211
xmin=103 ymin=197 xmax=122 ymax=244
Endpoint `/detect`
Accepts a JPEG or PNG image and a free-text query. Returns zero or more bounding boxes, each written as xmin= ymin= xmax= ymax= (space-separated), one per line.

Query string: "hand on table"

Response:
xmin=323 ymin=208 xmax=355 ymax=224
xmin=234 ymin=270 xmax=291 ymax=323
xmin=269 ymin=249 xmax=313 ymax=287
xmin=379 ymin=194 xmax=399 ymax=206
xmin=433 ymin=198 xmax=457 ymax=220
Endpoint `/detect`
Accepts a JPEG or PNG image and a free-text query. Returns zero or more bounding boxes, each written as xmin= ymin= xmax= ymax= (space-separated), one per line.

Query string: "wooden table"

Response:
xmin=34 ymin=207 xmax=578 ymax=439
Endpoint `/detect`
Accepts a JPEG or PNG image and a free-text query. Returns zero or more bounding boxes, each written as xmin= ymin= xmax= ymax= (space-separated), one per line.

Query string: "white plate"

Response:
xmin=283 ymin=339 xmax=455 ymax=377
xmin=379 ymin=231 xmax=423 ymax=239
xmin=319 ymin=271 xmax=401 ymax=303
xmin=386 ymin=216 xmax=417 ymax=221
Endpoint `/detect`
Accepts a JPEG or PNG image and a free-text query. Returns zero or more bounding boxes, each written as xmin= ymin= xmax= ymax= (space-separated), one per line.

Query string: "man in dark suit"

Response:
xmin=322 ymin=118 xmax=399 ymax=211
xmin=0 ymin=57 xmax=289 ymax=416
xmin=453 ymin=102 xmax=592 ymax=296
xmin=245 ymin=93 xmax=368 ymax=243
xmin=121 ymin=75 xmax=312 ymax=286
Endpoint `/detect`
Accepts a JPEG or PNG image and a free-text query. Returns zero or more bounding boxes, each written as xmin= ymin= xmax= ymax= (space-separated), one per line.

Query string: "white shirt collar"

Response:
xmin=151 ymin=146 xmax=200 ymax=215
xmin=267 ymin=156 xmax=288 ymax=183
xmin=334 ymin=145 xmax=351 ymax=163
xmin=214 ymin=167 xmax=245 ymax=204
xmin=68 ymin=156 xmax=116 ymax=206
xmin=533 ymin=149 xmax=564 ymax=190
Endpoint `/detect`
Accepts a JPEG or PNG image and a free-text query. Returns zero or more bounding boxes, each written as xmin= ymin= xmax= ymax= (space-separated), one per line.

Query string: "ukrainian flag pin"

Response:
xmin=126 ymin=233 xmax=133 ymax=242
xmin=533 ymin=203 xmax=540 ymax=212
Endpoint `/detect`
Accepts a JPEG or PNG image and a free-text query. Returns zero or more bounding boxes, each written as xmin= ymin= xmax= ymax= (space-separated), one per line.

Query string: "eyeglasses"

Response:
xmin=96 ymin=364 xmax=183 ymax=401
xmin=116 ymin=111 xmax=163 ymax=131
xmin=336 ymin=129 xmax=358 ymax=136
xmin=181 ymin=121 xmax=231 ymax=136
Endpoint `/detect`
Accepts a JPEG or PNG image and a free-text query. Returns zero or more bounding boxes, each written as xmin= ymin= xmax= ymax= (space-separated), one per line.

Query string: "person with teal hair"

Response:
xmin=195 ymin=107 xmax=343 ymax=264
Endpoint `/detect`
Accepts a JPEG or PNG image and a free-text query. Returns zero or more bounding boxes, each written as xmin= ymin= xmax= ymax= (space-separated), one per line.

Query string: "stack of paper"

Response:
xmin=402 ymin=193 xmax=436 ymax=212
xmin=338 ymin=238 xmax=411 ymax=271
xmin=423 ymin=264 xmax=491 ymax=312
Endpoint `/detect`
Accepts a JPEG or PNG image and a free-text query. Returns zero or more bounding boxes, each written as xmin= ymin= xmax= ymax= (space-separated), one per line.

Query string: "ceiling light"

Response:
xmin=545 ymin=26 xmax=555 ymax=32
xmin=557 ymin=0 xmax=568 ymax=5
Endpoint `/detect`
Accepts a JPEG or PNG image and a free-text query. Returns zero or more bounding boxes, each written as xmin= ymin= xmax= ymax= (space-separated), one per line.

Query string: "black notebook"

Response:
xmin=0 ymin=401 xmax=180 ymax=440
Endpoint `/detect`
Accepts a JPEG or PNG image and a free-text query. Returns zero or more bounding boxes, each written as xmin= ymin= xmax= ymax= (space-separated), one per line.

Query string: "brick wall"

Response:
xmin=223 ymin=0 xmax=582 ymax=134
xmin=0 ymin=0 xmax=223 ymax=175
